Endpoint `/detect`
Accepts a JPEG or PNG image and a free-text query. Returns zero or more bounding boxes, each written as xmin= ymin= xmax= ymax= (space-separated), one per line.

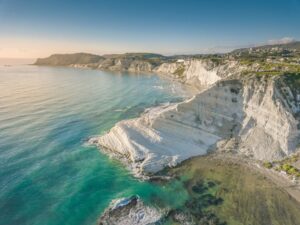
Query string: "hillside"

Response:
xmin=232 ymin=41 xmax=300 ymax=53
xmin=34 ymin=52 xmax=167 ymax=67
xmin=35 ymin=53 xmax=104 ymax=66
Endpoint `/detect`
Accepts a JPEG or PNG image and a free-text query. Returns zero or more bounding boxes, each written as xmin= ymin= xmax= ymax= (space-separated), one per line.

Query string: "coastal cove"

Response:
xmin=0 ymin=65 xmax=188 ymax=225
xmin=2 ymin=1 xmax=300 ymax=224
xmin=1 ymin=61 xmax=300 ymax=225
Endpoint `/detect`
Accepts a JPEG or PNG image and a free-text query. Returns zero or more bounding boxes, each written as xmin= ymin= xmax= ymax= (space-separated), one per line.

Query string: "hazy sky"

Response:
xmin=1 ymin=0 xmax=300 ymax=58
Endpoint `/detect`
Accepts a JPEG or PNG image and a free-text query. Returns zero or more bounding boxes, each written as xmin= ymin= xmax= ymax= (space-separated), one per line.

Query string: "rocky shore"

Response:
xmin=98 ymin=153 xmax=300 ymax=225
xmin=98 ymin=196 xmax=163 ymax=225
xmin=35 ymin=45 xmax=300 ymax=224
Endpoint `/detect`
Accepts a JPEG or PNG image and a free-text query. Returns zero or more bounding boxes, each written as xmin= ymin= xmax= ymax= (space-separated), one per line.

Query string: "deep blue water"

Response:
xmin=0 ymin=65 xmax=188 ymax=225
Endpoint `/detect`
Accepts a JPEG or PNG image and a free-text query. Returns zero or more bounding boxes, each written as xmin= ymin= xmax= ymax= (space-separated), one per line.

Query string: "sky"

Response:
xmin=1 ymin=0 xmax=300 ymax=58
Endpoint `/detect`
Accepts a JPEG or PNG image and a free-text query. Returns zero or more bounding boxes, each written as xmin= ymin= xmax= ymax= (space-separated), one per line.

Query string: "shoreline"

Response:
xmin=35 ymin=63 xmax=300 ymax=212
xmin=52 ymin=62 xmax=300 ymax=204
xmin=99 ymin=152 xmax=300 ymax=225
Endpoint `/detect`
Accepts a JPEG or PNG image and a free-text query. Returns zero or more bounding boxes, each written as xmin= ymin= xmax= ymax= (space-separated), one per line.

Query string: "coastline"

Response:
xmin=99 ymin=152 xmax=300 ymax=225
xmin=33 ymin=63 xmax=300 ymax=202
xmin=34 ymin=60 xmax=300 ymax=222
xmin=92 ymin=75 xmax=299 ymax=173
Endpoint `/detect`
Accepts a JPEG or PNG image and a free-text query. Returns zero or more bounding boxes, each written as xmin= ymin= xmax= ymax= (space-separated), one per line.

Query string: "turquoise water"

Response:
xmin=0 ymin=66 xmax=188 ymax=225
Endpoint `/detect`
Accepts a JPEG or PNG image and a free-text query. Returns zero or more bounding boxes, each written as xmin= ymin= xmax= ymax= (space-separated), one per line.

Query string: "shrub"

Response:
xmin=263 ymin=162 xmax=273 ymax=169
xmin=280 ymin=163 xmax=300 ymax=177
xmin=288 ymin=167 xmax=298 ymax=175
xmin=281 ymin=163 xmax=292 ymax=171
xmin=173 ymin=67 xmax=185 ymax=77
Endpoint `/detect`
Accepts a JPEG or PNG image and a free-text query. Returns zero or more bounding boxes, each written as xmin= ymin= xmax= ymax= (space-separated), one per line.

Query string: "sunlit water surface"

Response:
xmin=0 ymin=65 xmax=189 ymax=225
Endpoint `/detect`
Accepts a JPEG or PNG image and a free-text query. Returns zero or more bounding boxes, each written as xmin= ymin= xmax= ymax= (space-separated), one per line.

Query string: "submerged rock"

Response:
xmin=99 ymin=196 xmax=163 ymax=225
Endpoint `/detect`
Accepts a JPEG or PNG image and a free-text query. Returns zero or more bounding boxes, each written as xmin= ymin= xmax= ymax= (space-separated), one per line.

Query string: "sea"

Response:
xmin=0 ymin=65 xmax=189 ymax=225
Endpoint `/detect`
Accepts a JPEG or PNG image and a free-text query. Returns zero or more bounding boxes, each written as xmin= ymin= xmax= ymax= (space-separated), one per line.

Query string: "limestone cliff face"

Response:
xmin=128 ymin=61 xmax=153 ymax=72
xmin=238 ymin=78 xmax=300 ymax=160
xmin=96 ymin=58 xmax=153 ymax=72
xmin=155 ymin=59 xmax=244 ymax=88
xmin=154 ymin=62 xmax=179 ymax=74
xmin=91 ymin=75 xmax=300 ymax=176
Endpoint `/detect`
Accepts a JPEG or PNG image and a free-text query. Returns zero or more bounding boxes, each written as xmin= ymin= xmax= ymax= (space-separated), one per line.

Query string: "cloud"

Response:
xmin=266 ymin=37 xmax=295 ymax=45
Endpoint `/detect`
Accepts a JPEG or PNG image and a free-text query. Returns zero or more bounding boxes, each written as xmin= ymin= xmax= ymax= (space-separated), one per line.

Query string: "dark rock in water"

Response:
xmin=148 ymin=175 xmax=172 ymax=183
xmin=99 ymin=195 xmax=163 ymax=225
xmin=191 ymin=181 xmax=208 ymax=194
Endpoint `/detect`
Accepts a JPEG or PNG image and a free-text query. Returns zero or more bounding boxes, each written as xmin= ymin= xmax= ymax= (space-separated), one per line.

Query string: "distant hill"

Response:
xmin=34 ymin=52 xmax=166 ymax=66
xmin=35 ymin=53 xmax=104 ymax=66
xmin=257 ymin=41 xmax=300 ymax=50
xmin=232 ymin=41 xmax=300 ymax=53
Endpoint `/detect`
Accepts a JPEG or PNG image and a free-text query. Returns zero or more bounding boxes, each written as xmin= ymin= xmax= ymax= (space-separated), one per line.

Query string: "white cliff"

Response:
xmin=128 ymin=61 xmax=153 ymax=72
xmin=155 ymin=62 xmax=179 ymax=74
xmin=238 ymin=78 xmax=300 ymax=160
xmin=90 ymin=73 xmax=300 ymax=176
xmin=90 ymin=79 xmax=244 ymax=175
xmin=155 ymin=59 xmax=243 ymax=88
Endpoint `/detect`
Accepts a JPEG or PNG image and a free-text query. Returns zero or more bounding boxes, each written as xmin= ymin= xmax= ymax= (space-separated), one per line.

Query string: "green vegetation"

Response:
xmin=158 ymin=156 xmax=300 ymax=225
xmin=241 ymin=71 xmax=283 ymax=77
xmin=263 ymin=162 xmax=273 ymax=169
xmin=279 ymin=164 xmax=300 ymax=177
xmin=193 ymin=54 xmax=226 ymax=66
xmin=229 ymin=42 xmax=300 ymax=81
xmin=264 ymin=154 xmax=300 ymax=178
xmin=210 ymin=57 xmax=224 ymax=66
xmin=173 ymin=67 xmax=185 ymax=77
xmin=35 ymin=42 xmax=300 ymax=86
xmin=283 ymin=73 xmax=300 ymax=89
xmin=280 ymin=154 xmax=300 ymax=164
xmin=232 ymin=41 xmax=300 ymax=54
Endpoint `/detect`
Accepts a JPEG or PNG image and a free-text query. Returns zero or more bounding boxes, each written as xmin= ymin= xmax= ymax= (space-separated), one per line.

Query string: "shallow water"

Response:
xmin=162 ymin=156 xmax=300 ymax=225
xmin=0 ymin=65 xmax=189 ymax=225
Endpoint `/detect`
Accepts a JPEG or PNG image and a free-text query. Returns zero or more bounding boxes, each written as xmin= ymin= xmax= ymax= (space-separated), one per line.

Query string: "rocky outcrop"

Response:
xmin=155 ymin=59 xmax=244 ymax=88
xmin=90 ymin=75 xmax=300 ymax=176
xmin=128 ymin=61 xmax=153 ymax=72
xmin=98 ymin=196 xmax=163 ymax=225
